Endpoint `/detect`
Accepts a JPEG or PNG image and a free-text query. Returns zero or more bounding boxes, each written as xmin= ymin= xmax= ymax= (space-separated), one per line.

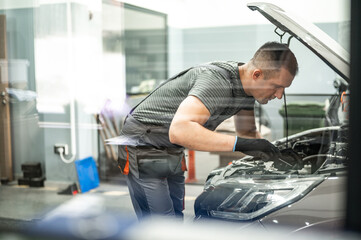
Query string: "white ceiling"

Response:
xmin=120 ymin=0 xmax=351 ymax=28
xmin=0 ymin=0 xmax=351 ymax=29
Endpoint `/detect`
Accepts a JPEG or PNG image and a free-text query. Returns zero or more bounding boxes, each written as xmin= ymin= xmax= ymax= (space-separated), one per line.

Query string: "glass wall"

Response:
xmin=0 ymin=1 xmax=45 ymax=181
xmin=0 ymin=0 xmax=126 ymax=182
xmin=123 ymin=4 xmax=167 ymax=95
xmin=0 ymin=0 xmax=169 ymax=182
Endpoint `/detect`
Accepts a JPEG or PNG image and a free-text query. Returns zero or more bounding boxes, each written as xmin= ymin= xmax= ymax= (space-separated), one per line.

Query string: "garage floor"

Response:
xmin=0 ymin=179 xmax=204 ymax=232
xmin=0 ymin=151 xmax=221 ymax=237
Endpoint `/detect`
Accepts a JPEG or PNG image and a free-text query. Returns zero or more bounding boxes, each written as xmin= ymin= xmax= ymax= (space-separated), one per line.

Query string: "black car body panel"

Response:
xmin=194 ymin=125 xmax=348 ymax=231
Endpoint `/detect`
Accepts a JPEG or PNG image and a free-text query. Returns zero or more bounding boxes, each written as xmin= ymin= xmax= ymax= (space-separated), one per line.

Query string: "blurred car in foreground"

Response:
xmin=194 ymin=2 xmax=349 ymax=234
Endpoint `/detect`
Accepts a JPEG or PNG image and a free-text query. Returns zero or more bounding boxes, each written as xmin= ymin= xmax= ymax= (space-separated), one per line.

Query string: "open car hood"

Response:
xmin=247 ymin=2 xmax=350 ymax=82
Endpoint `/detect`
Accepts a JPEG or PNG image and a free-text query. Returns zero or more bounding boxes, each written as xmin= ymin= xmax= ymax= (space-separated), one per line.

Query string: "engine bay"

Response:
xmin=214 ymin=125 xmax=348 ymax=181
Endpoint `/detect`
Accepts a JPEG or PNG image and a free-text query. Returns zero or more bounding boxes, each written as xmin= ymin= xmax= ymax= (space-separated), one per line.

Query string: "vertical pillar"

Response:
xmin=345 ymin=0 xmax=361 ymax=233
xmin=0 ymin=14 xmax=13 ymax=182
xmin=185 ymin=150 xmax=197 ymax=183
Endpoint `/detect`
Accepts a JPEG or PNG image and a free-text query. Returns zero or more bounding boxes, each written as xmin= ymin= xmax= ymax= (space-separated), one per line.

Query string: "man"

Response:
xmin=116 ymin=41 xmax=298 ymax=219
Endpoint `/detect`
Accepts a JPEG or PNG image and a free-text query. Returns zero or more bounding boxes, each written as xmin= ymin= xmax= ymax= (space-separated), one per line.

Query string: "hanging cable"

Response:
xmin=57 ymin=147 xmax=76 ymax=164
xmin=283 ymin=90 xmax=289 ymax=147
xmin=258 ymin=103 xmax=262 ymax=134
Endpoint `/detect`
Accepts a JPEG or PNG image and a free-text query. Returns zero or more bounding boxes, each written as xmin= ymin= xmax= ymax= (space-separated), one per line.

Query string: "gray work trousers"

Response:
xmin=117 ymin=115 xmax=186 ymax=219
xmin=126 ymin=171 xmax=185 ymax=219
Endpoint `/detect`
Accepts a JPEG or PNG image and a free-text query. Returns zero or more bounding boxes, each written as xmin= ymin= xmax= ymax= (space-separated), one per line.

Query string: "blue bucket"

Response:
xmin=75 ymin=156 xmax=100 ymax=193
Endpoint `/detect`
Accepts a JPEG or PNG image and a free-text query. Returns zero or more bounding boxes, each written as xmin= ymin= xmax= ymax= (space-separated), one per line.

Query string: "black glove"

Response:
xmin=233 ymin=137 xmax=280 ymax=160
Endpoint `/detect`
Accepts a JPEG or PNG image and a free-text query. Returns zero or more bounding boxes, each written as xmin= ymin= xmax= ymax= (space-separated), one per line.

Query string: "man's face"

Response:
xmin=251 ymin=67 xmax=294 ymax=104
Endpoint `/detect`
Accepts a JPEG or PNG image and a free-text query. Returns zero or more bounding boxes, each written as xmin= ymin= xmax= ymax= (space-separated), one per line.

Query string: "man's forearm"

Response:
xmin=169 ymin=121 xmax=236 ymax=151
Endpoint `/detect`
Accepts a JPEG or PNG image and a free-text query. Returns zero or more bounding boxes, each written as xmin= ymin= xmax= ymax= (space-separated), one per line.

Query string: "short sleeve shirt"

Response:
xmin=132 ymin=61 xmax=255 ymax=131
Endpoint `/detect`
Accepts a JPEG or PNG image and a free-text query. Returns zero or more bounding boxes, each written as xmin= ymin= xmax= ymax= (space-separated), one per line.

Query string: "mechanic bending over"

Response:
xmin=115 ymin=41 xmax=298 ymax=219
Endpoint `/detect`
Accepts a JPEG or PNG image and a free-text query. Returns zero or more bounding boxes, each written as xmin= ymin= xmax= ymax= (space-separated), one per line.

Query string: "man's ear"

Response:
xmin=252 ymin=69 xmax=262 ymax=80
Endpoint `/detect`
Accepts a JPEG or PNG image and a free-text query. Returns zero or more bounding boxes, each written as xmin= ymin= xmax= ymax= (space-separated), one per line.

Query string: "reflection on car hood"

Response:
xmin=247 ymin=2 xmax=350 ymax=82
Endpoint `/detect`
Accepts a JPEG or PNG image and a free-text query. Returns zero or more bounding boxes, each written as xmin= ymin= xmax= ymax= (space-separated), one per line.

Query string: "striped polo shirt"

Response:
xmin=132 ymin=61 xmax=255 ymax=131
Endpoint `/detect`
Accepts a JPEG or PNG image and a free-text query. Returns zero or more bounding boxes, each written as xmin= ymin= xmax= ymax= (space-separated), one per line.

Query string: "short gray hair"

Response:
xmin=251 ymin=41 xmax=298 ymax=78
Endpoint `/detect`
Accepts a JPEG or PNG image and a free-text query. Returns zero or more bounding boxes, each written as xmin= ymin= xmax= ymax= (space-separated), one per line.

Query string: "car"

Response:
xmin=194 ymin=2 xmax=349 ymax=234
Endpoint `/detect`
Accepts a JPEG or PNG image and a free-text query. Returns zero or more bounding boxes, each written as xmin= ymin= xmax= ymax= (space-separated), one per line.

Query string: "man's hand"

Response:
xmin=234 ymin=137 xmax=280 ymax=160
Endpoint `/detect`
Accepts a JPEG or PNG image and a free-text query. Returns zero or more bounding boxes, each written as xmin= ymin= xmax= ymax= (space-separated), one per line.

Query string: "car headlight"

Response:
xmin=208 ymin=177 xmax=323 ymax=221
